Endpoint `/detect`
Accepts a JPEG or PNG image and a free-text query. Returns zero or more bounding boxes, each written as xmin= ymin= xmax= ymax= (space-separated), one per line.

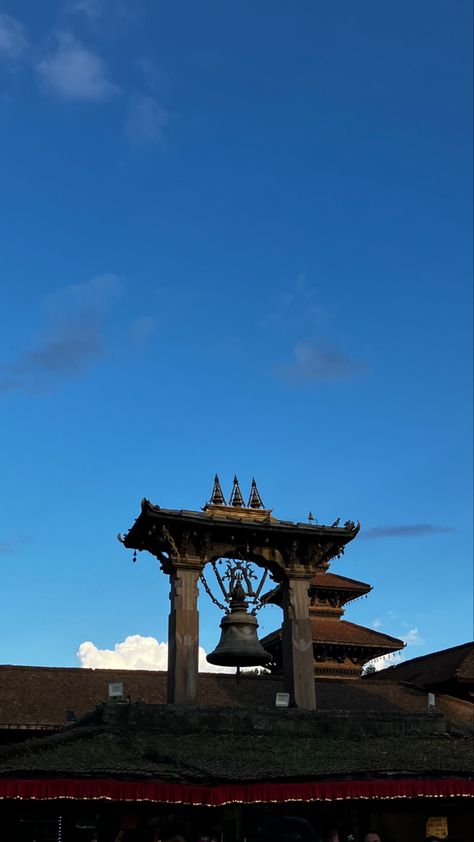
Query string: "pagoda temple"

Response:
xmin=261 ymin=571 xmax=405 ymax=679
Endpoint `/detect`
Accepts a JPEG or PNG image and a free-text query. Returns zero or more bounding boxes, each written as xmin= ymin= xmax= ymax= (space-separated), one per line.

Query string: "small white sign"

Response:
xmin=275 ymin=691 xmax=290 ymax=708
xmin=108 ymin=681 xmax=124 ymax=699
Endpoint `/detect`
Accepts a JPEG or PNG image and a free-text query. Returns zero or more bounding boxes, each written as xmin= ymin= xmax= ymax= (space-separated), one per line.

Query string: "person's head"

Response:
xmin=364 ymin=833 xmax=381 ymax=842
xmin=260 ymin=815 xmax=318 ymax=842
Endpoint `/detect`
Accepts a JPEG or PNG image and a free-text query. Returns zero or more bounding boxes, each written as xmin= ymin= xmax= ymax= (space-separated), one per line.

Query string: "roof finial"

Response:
xmin=308 ymin=511 xmax=314 ymax=524
xmin=229 ymin=475 xmax=245 ymax=508
xmin=209 ymin=474 xmax=226 ymax=506
xmin=247 ymin=478 xmax=265 ymax=509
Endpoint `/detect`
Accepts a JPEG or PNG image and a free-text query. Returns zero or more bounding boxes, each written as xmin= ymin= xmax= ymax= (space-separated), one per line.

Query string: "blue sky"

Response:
xmin=0 ymin=1 xmax=472 ymax=671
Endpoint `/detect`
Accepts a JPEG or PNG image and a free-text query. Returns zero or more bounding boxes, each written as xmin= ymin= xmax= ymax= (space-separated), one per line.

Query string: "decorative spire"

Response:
xmin=229 ymin=475 xmax=245 ymax=507
xmin=247 ymin=478 xmax=265 ymax=509
xmin=209 ymin=474 xmax=226 ymax=506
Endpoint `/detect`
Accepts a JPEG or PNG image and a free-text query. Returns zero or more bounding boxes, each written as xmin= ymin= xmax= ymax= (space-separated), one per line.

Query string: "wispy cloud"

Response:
xmin=42 ymin=272 xmax=123 ymax=318
xmin=364 ymin=618 xmax=426 ymax=672
xmin=0 ymin=541 xmax=15 ymax=554
xmin=361 ymin=524 xmax=455 ymax=540
xmin=365 ymin=625 xmax=423 ymax=671
xmin=37 ymin=32 xmax=118 ymax=101
xmin=77 ymin=634 xmax=233 ymax=673
xmin=65 ymin=0 xmax=105 ymax=21
xmin=134 ymin=56 xmax=170 ymax=95
xmin=0 ymin=274 xmax=123 ymax=395
xmin=275 ymin=340 xmax=365 ymax=384
xmin=402 ymin=626 xmax=424 ymax=646
xmin=126 ymin=92 xmax=167 ymax=144
xmin=65 ymin=0 xmax=141 ymax=31
xmin=0 ymin=11 xmax=28 ymax=62
xmin=1 ymin=10 xmax=169 ymax=145
xmin=0 ymin=535 xmax=30 ymax=554
xmin=262 ymin=270 xmax=324 ymax=329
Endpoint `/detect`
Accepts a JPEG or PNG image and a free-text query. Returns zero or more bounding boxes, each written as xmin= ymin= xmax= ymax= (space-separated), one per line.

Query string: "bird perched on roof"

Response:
xmin=331 ymin=518 xmax=340 ymax=527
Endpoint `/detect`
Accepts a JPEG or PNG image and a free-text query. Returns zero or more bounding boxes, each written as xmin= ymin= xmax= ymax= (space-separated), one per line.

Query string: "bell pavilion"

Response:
xmin=121 ymin=475 xmax=403 ymax=704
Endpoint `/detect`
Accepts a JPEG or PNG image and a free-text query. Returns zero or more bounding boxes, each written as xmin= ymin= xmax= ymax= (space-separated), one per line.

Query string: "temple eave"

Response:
xmin=126 ymin=501 xmax=360 ymax=540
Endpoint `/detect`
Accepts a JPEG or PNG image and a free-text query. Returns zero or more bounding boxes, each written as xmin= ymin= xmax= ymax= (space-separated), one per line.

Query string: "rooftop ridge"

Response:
xmin=311 ymin=572 xmax=372 ymax=590
xmin=376 ymin=641 xmax=472 ymax=666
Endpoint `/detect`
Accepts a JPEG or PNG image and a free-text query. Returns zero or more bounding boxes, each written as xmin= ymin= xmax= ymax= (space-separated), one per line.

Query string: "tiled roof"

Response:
xmin=366 ymin=643 xmax=474 ymax=689
xmin=0 ymin=665 xmax=471 ymax=734
xmin=0 ymin=702 xmax=472 ymax=782
xmin=262 ymin=621 xmax=404 ymax=652
xmin=262 ymin=572 xmax=371 ymax=608
xmin=312 ymin=620 xmax=404 ymax=650
xmin=310 ymin=572 xmax=371 ymax=593
xmin=0 ymin=666 xmax=283 ymax=729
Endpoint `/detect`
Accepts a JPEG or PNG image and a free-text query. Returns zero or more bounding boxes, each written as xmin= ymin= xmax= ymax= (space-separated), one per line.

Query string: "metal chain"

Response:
xmin=199 ymin=571 xmax=227 ymax=612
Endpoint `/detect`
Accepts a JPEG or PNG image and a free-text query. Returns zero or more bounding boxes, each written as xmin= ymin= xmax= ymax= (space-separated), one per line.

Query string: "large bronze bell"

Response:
xmin=206 ymin=584 xmax=273 ymax=668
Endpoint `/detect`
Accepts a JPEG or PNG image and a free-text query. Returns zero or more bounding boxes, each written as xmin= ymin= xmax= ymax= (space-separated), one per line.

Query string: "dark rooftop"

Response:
xmin=365 ymin=642 xmax=474 ymax=691
xmin=0 ymin=701 xmax=472 ymax=783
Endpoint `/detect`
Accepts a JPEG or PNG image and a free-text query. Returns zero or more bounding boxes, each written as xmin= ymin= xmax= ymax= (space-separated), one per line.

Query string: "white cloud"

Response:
xmin=37 ymin=32 xmax=118 ymax=101
xmin=127 ymin=93 xmax=167 ymax=144
xmin=372 ymin=618 xmax=382 ymax=629
xmin=401 ymin=626 xmax=424 ymax=646
xmin=0 ymin=11 xmax=28 ymax=61
xmin=77 ymin=634 xmax=234 ymax=673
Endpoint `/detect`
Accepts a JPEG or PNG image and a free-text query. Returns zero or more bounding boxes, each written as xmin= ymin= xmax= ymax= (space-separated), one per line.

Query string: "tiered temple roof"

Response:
xmin=262 ymin=570 xmax=405 ymax=679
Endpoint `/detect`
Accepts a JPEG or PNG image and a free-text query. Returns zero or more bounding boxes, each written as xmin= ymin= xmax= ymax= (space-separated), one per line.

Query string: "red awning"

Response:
xmin=0 ymin=778 xmax=472 ymax=805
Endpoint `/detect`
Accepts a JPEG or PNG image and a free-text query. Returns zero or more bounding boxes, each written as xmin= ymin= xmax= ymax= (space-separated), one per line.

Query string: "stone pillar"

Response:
xmin=167 ymin=563 xmax=201 ymax=704
xmin=281 ymin=574 xmax=316 ymax=709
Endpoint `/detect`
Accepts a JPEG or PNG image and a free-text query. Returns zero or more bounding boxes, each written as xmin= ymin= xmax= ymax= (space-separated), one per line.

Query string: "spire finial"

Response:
xmin=229 ymin=474 xmax=245 ymax=507
xmin=209 ymin=474 xmax=226 ymax=506
xmin=247 ymin=478 xmax=265 ymax=509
